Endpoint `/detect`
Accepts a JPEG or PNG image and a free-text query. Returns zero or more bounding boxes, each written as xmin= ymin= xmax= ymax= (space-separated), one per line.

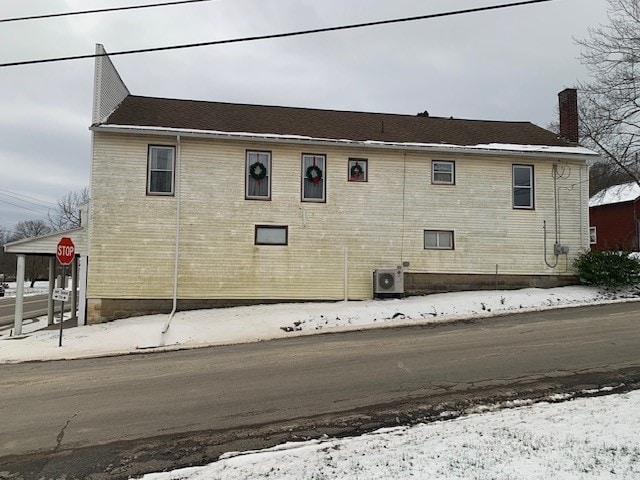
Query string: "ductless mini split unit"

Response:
xmin=373 ymin=267 xmax=405 ymax=297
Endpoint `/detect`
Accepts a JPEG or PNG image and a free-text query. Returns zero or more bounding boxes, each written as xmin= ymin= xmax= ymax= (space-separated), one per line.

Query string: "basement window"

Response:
xmin=424 ymin=230 xmax=454 ymax=250
xmin=255 ymin=225 xmax=288 ymax=245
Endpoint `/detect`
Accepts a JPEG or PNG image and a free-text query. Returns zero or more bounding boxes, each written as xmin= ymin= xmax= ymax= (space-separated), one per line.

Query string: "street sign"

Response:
xmin=56 ymin=237 xmax=75 ymax=265
xmin=52 ymin=288 xmax=69 ymax=302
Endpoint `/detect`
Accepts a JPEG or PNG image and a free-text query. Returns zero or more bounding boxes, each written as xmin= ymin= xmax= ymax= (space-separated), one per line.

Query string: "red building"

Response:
xmin=589 ymin=182 xmax=640 ymax=251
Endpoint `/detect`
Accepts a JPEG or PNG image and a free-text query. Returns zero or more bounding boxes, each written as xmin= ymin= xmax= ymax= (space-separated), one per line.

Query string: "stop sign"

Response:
xmin=56 ymin=237 xmax=75 ymax=266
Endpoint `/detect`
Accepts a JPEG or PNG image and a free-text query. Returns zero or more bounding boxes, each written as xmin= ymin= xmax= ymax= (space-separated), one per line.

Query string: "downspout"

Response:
xmin=162 ymin=135 xmax=181 ymax=334
xmin=580 ymin=165 xmax=585 ymax=250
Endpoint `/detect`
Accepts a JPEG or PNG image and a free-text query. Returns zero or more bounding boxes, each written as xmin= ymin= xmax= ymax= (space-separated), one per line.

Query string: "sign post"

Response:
xmin=56 ymin=237 xmax=75 ymax=347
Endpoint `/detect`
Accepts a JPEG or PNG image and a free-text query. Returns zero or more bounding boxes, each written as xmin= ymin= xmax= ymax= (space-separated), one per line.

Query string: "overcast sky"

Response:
xmin=0 ymin=0 xmax=609 ymax=230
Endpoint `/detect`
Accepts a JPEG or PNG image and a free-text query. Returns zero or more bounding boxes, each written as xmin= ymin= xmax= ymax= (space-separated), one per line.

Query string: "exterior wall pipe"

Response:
xmin=71 ymin=256 xmax=78 ymax=320
xmin=47 ymin=256 xmax=55 ymax=325
xmin=344 ymin=247 xmax=349 ymax=301
xmin=162 ymin=135 xmax=182 ymax=334
xmin=543 ymin=220 xmax=558 ymax=269
xmin=78 ymin=256 xmax=88 ymax=326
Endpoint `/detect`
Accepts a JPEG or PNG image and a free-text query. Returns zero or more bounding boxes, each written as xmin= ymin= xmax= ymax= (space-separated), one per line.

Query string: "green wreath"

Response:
xmin=306 ymin=165 xmax=323 ymax=184
xmin=249 ymin=161 xmax=267 ymax=181
xmin=350 ymin=163 xmax=364 ymax=179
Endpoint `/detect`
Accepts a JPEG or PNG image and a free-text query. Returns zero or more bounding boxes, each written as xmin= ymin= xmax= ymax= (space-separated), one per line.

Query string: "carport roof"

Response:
xmin=3 ymin=227 xmax=86 ymax=256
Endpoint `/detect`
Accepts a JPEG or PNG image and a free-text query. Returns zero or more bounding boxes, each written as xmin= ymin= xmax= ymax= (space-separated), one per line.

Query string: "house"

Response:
xmin=589 ymin=182 xmax=640 ymax=251
xmin=76 ymin=45 xmax=597 ymax=323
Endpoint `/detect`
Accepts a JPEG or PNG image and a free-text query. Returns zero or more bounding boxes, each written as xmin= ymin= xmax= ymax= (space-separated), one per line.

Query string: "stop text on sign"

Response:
xmin=57 ymin=245 xmax=74 ymax=257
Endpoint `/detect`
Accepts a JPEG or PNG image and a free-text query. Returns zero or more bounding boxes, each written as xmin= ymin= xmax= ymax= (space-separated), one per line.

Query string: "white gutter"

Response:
xmin=91 ymin=124 xmax=600 ymax=162
xmin=162 ymin=135 xmax=181 ymax=335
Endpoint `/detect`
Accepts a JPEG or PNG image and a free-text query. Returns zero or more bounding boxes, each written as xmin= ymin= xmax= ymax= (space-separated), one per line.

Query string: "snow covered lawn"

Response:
xmin=138 ymin=389 xmax=640 ymax=479
xmin=1 ymin=285 xmax=639 ymax=363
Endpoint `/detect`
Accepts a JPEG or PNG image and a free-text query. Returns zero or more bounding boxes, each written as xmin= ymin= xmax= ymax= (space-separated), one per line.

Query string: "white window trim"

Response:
xmin=301 ymin=154 xmax=326 ymax=202
xmin=513 ymin=164 xmax=535 ymax=209
xmin=246 ymin=151 xmax=272 ymax=200
xmin=432 ymin=160 xmax=455 ymax=185
xmin=147 ymin=145 xmax=175 ymax=196
xmin=589 ymin=226 xmax=597 ymax=245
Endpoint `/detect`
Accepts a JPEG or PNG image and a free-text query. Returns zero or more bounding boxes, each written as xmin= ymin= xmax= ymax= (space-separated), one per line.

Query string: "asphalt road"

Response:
xmin=0 ymin=294 xmax=70 ymax=328
xmin=1 ymin=302 xmax=640 ymax=479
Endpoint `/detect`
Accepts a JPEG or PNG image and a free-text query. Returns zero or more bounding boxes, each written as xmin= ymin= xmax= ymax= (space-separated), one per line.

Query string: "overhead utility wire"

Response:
xmin=0 ymin=188 xmax=58 ymax=208
xmin=0 ymin=198 xmax=50 ymax=216
xmin=0 ymin=0 xmax=555 ymax=68
xmin=0 ymin=0 xmax=212 ymax=23
xmin=0 ymin=192 xmax=54 ymax=210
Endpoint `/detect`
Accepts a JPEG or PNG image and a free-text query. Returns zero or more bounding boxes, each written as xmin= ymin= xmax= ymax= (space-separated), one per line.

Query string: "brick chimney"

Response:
xmin=558 ymin=88 xmax=578 ymax=143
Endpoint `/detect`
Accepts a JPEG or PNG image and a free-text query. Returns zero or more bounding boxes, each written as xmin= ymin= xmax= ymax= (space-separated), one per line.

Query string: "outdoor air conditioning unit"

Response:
xmin=374 ymin=267 xmax=404 ymax=296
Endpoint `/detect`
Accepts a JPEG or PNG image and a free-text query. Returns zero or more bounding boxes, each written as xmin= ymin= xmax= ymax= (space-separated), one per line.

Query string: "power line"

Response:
xmin=0 ymin=0 xmax=213 ymax=24
xmin=1 ymin=0 xmax=556 ymax=68
xmin=0 ymin=188 xmax=58 ymax=208
xmin=0 ymin=198 xmax=50 ymax=216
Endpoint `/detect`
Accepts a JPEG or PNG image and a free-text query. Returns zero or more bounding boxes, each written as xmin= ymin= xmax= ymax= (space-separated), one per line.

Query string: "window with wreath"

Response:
xmin=432 ymin=160 xmax=455 ymax=184
xmin=147 ymin=145 xmax=175 ymax=195
xmin=246 ymin=151 xmax=271 ymax=199
xmin=302 ymin=153 xmax=326 ymax=202
xmin=424 ymin=230 xmax=454 ymax=250
xmin=348 ymin=158 xmax=368 ymax=182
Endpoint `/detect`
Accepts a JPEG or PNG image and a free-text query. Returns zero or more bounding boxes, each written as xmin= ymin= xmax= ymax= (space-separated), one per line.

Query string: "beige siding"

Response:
xmin=89 ymin=132 xmax=588 ymax=301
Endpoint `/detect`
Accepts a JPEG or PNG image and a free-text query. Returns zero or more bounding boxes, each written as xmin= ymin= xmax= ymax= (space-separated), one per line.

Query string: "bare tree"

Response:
xmin=588 ymin=160 xmax=637 ymax=196
xmin=10 ymin=220 xmax=52 ymax=287
xmin=11 ymin=220 xmax=52 ymax=242
xmin=48 ymin=187 xmax=89 ymax=232
xmin=0 ymin=227 xmax=15 ymax=283
xmin=576 ymin=0 xmax=640 ymax=184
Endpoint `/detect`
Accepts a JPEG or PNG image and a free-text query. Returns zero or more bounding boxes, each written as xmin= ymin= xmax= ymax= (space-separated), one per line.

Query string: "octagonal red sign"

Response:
xmin=56 ymin=237 xmax=75 ymax=266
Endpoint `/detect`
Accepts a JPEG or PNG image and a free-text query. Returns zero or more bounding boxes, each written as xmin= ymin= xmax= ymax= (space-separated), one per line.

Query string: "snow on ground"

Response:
xmin=1 ymin=284 xmax=639 ymax=364
xmin=138 ymin=389 xmax=640 ymax=480
xmin=2 ymin=280 xmax=49 ymax=298
xmin=3 ymin=285 xmax=640 ymax=478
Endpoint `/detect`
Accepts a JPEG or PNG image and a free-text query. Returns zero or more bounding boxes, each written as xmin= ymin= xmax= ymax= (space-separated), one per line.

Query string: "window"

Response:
xmin=348 ymin=158 xmax=368 ymax=182
xmin=424 ymin=230 xmax=454 ymax=250
xmin=513 ymin=165 xmax=534 ymax=209
xmin=589 ymin=227 xmax=597 ymax=245
xmin=302 ymin=154 xmax=326 ymax=202
xmin=255 ymin=225 xmax=288 ymax=245
xmin=432 ymin=160 xmax=455 ymax=184
xmin=147 ymin=145 xmax=175 ymax=195
xmin=246 ymin=151 xmax=271 ymax=200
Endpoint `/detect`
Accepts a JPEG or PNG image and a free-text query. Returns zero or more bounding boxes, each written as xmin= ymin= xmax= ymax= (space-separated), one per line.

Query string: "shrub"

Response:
xmin=573 ymin=250 xmax=640 ymax=287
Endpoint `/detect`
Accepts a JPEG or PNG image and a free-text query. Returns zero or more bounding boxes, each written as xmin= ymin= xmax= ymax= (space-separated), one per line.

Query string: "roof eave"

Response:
xmin=3 ymin=227 xmax=86 ymax=254
xmin=91 ymin=124 xmax=600 ymax=161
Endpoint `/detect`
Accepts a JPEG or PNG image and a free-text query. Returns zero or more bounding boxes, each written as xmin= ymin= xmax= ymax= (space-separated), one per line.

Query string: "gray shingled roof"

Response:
xmin=103 ymin=95 xmax=571 ymax=147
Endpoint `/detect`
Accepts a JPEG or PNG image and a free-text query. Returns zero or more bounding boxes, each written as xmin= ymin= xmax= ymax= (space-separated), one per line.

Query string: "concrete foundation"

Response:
xmin=87 ymin=273 xmax=580 ymax=324
xmin=404 ymin=272 xmax=579 ymax=295
xmin=86 ymin=298 xmax=315 ymax=324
